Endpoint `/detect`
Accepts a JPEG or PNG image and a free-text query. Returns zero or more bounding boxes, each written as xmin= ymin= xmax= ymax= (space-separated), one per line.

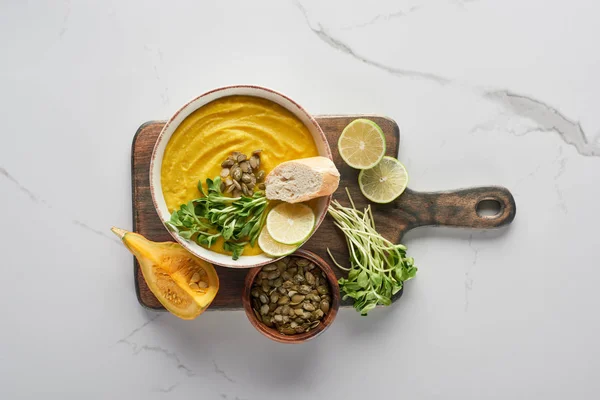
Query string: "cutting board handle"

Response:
xmin=394 ymin=186 xmax=516 ymax=234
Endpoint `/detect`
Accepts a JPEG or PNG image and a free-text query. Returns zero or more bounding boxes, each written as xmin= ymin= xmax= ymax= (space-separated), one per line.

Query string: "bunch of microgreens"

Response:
xmin=167 ymin=177 xmax=267 ymax=260
xmin=327 ymin=189 xmax=417 ymax=315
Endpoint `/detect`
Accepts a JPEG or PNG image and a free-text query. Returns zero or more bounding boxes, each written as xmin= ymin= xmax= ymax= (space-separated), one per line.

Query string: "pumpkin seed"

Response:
xmin=189 ymin=282 xmax=199 ymax=290
xmin=259 ymin=294 xmax=268 ymax=304
xmin=299 ymin=285 xmax=312 ymax=294
xmin=232 ymin=189 xmax=242 ymax=198
xmin=263 ymin=265 xmax=277 ymax=272
xmin=237 ymin=154 xmax=247 ymax=163
xmin=225 ymin=184 xmax=235 ymax=194
xmin=303 ymin=302 xmax=316 ymax=311
xmin=305 ymin=271 xmax=316 ymax=285
xmin=274 ymin=314 xmax=283 ymax=323
xmin=251 ymin=288 xmax=260 ymax=298
xmin=317 ymin=285 xmax=329 ymax=295
xmin=291 ymin=294 xmax=306 ymax=304
xmin=198 ymin=281 xmax=208 ymax=289
xmin=296 ymin=259 xmax=309 ymax=267
xmin=190 ymin=272 xmax=201 ymax=283
xmin=247 ymin=182 xmax=255 ymax=190
xmin=252 ymin=149 xmax=262 ymax=156
xmin=220 ymin=168 xmax=230 ymax=178
xmin=249 ymin=156 xmax=260 ymax=169
xmin=256 ymin=170 xmax=265 ymax=181
xmin=280 ymin=327 xmax=295 ymax=335
xmin=260 ymin=304 xmax=269 ymax=315
xmin=320 ymin=300 xmax=330 ymax=313
xmin=232 ymin=167 xmax=242 ymax=181
xmin=306 ymin=293 xmax=320 ymax=302
xmin=313 ymin=309 xmax=324 ymax=320
xmin=241 ymin=183 xmax=250 ymax=196
xmin=258 ymin=183 xmax=266 ymax=190
xmin=267 ymin=270 xmax=280 ymax=280
xmin=270 ymin=293 xmax=279 ymax=304
xmin=221 ymin=159 xmax=234 ymax=168
xmin=240 ymin=161 xmax=251 ymax=173
xmin=277 ymin=296 xmax=290 ymax=305
xmin=273 ymin=278 xmax=283 ymax=288
xmin=220 ymin=182 xmax=226 ymax=192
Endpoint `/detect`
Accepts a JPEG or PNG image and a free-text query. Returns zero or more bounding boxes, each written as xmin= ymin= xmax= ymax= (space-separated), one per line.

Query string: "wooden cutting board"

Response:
xmin=131 ymin=116 xmax=516 ymax=310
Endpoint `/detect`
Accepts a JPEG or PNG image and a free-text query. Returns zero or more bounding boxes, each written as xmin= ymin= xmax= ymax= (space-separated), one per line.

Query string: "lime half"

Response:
xmin=358 ymin=156 xmax=408 ymax=203
xmin=258 ymin=226 xmax=297 ymax=257
xmin=266 ymin=203 xmax=315 ymax=245
xmin=338 ymin=119 xmax=386 ymax=169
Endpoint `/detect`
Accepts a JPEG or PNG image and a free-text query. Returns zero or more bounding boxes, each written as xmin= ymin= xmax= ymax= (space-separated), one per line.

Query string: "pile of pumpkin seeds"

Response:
xmin=220 ymin=150 xmax=265 ymax=197
xmin=250 ymin=256 xmax=332 ymax=335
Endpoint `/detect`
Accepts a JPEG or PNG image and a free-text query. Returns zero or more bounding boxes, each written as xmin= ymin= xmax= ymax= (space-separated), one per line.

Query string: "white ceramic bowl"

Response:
xmin=150 ymin=85 xmax=332 ymax=268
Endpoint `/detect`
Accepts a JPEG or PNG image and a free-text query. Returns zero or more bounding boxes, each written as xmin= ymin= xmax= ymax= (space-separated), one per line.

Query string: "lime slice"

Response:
xmin=358 ymin=156 xmax=408 ymax=203
xmin=266 ymin=203 xmax=315 ymax=245
xmin=338 ymin=119 xmax=386 ymax=169
xmin=258 ymin=226 xmax=297 ymax=257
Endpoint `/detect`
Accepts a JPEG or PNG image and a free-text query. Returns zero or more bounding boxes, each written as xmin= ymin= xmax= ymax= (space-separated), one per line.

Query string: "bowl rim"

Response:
xmin=242 ymin=249 xmax=340 ymax=343
xmin=149 ymin=85 xmax=332 ymax=268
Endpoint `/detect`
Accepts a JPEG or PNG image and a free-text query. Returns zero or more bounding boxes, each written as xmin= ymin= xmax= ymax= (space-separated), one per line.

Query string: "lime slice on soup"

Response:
xmin=266 ymin=203 xmax=315 ymax=245
xmin=258 ymin=226 xmax=298 ymax=257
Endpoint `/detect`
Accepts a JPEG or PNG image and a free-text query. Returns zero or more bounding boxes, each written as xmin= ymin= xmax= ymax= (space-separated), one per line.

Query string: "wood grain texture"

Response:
xmin=131 ymin=116 xmax=515 ymax=310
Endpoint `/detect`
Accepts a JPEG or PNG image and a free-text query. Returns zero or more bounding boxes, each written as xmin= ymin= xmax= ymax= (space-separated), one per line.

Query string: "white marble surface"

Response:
xmin=1 ymin=0 xmax=599 ymax=398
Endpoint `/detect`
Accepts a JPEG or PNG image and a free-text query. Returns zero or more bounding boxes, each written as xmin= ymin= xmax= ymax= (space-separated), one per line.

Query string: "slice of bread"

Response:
xmin=265 ymin=156 xmax=340 ymax=203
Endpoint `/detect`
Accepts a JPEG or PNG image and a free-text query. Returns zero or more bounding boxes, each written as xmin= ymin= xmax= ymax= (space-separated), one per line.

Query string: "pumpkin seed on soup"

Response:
xmin=218 ymin=150 xmax=265 ymax=195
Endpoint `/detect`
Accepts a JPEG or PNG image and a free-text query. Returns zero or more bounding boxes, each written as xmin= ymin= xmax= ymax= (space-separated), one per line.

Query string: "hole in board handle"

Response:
xmin=476 ymin=199 xmax=503 ymax=218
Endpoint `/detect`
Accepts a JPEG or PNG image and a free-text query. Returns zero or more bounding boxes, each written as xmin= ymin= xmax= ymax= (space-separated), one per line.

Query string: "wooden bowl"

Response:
xmin=242 ymin=249 xmax=340 ymax=343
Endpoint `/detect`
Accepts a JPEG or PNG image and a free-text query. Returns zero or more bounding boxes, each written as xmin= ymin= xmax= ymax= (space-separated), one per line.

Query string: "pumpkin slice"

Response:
xmin=112 ymin=228 xmax=219 ymax=319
